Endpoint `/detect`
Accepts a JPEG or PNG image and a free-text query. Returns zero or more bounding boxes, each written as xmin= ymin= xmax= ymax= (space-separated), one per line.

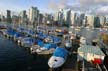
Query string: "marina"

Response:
xmin=0 ymin=23 xmax=108 ymax=71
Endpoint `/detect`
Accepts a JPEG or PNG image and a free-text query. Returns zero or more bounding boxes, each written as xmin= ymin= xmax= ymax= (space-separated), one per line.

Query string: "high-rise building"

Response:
xmin=12 ymin=15 xmax=19 ymax=24
xmin=57 ymin=9 xmax=64 ymax=26
xmin=64 ymin=9 xmax=71 ymax=26
xmin=98 ymin=16 xmax=106 ymax=27
xmin=79 ymin=13 xmax=85 ymax=26
xmin=19 ymin=10 xmax=27 ymax=24
xmin=71 ymin=11 xmax=77 ymax=26
xmin=7 ymin=10 xmax=11 ymax=23
xmin=29 ymin=7 xmax=39 ymax=24
xmin=94 ymin=16 xmax=101 ymax=28
xmin=86 ymin=15 xmax=94 ymax=27
xmin=42 ymin=13 xmax=53 ymax=25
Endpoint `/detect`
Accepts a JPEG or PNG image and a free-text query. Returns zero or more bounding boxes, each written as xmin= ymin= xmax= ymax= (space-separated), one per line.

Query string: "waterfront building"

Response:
xmin=42 ymin=13 xmax=54 ymax=25
xmin=7 ymin=10 xmax=11 ymax=23
xmin=39 ymin=13 xmax=43 ymax=24
xmin=98 ymin=16 xmax=106 ymax=27
xmin=86 ymin=15 xmax=94 ymax=27
xmin=79 ymin=13 xmax=85 ymax=26
xmin=94 ymin=16 xmax=101 ymax=28
xmin=12 ymin=15 xmax=19 ymax=24
xmin=28 ymin=7 xmax=39 ymax=25
xmin=19 ymin=10 xmax=27 ymax=24
xmin=105 ymin=16 xmax=108 ymax=26
xmin=63 ymin=9 xmax=71 ymax=27
xmin=71 ymin=11 xmax=77 ymax=26
xmin=57 ymin=9 xmax=64 ymax=26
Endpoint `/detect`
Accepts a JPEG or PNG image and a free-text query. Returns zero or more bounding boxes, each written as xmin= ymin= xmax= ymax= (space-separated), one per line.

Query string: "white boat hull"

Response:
xmin=48 ymin=56 xmax=65 ymax=68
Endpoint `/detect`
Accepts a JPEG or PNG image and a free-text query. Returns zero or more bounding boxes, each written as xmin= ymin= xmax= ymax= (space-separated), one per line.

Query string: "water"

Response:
xmin=0 ymin=34 xmax=49 ymax=71
xmin=78 ymin=28 xmax=108 ymax=45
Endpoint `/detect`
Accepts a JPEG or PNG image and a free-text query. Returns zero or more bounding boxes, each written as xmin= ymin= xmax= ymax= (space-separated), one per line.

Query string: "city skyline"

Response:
xmin=0 ymin=0 xmax=108 ymax=16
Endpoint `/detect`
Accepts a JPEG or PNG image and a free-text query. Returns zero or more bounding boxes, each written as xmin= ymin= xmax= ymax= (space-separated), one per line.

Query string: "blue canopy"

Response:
xmin=44 ymin=43 xmax=57 ymax=49
xmin=53 ymin=47 xmax=68 ymax=59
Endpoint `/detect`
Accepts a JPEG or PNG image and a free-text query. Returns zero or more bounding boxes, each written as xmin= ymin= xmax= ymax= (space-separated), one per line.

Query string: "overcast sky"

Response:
xmin=0 ymin=0 xmax=108 ymax=15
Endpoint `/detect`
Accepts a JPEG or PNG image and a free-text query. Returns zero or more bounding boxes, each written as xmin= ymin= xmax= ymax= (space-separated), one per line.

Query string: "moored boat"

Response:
xmin=48 ymin=47 xmax=68 ymax=69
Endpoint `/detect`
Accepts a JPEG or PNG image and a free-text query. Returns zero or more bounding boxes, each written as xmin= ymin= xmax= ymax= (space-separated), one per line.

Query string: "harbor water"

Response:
xmin=0 ymin=34 xmax=49 ymax=71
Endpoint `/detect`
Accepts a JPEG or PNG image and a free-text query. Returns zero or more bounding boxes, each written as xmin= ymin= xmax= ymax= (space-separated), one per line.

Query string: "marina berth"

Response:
xmin=48 ymin=47 xmax=68 ymax=69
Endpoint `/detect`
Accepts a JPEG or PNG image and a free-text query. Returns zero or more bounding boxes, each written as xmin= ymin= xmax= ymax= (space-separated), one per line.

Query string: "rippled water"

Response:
xmin=0 ymin=34 xmax=49 ymax=71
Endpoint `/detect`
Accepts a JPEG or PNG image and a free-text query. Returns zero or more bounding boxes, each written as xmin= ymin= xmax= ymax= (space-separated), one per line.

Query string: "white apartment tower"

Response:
xmin=29 ymin=7 xmax=39 ymax=23
xmin=86 ymin=15 xmax=94 ymax=27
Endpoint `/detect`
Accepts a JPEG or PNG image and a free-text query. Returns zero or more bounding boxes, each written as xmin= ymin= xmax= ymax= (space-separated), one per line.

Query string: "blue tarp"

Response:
xmin=44 ymin=43 xmax=57 ymax=49
xmin=37 ymin=40 xmax=44 ymax=47
xmin=53 ymin=47 xmax=68 ymax=59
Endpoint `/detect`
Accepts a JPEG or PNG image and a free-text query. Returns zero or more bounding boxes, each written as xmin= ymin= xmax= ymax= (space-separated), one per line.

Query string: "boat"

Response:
xmin=48 ymin=47 xmax=68 ymax=69
xmin=30 ymin=39 xmax=44 ymax=53
xmin=5 ymin=28 xmax=17 ymax=39
xmin=36 ymin=43 xmax=57 ymax=53
xmin=20 ymin=37 xmax=36 ymax=47
xmin=13 ymin=32 xmax=25 ymax=42
xmin=77 ymin=45 xmax=105 ymax=65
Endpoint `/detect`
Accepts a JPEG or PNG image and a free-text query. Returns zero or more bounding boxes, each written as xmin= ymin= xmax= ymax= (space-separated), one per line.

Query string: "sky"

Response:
xmin=0 ymin=0 xmax=108 ymax=15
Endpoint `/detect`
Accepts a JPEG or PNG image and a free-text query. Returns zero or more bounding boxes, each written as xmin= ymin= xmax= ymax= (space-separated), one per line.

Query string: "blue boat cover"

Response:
xmin=52 ymin=37 xmax=61 ymax=44
xmin=38 ymin=33 xmax=48 ymax=39
xmin=23 ymin=38 xmax=35 ymax=44
xmin=37 ymin=40 xmax=44 ymax=47
xmin=53 ymin=47 xmax=68 ymax=59
xmin=7 ymin=29 xmax=17 ymax=36
xmin=14 ymin=32 xmax=24 ymax=38
xmin=44 ymin=43 xmax=57 ymax=49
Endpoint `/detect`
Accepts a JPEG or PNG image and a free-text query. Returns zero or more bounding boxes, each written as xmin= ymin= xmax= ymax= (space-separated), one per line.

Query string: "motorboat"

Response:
xmin=48 ymin=47 xmax=68 ymax=68
xmin=20 ymin=37 xmax=36 ymax=47
xmin=36 ymin=43 xmax=57 ymax=53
